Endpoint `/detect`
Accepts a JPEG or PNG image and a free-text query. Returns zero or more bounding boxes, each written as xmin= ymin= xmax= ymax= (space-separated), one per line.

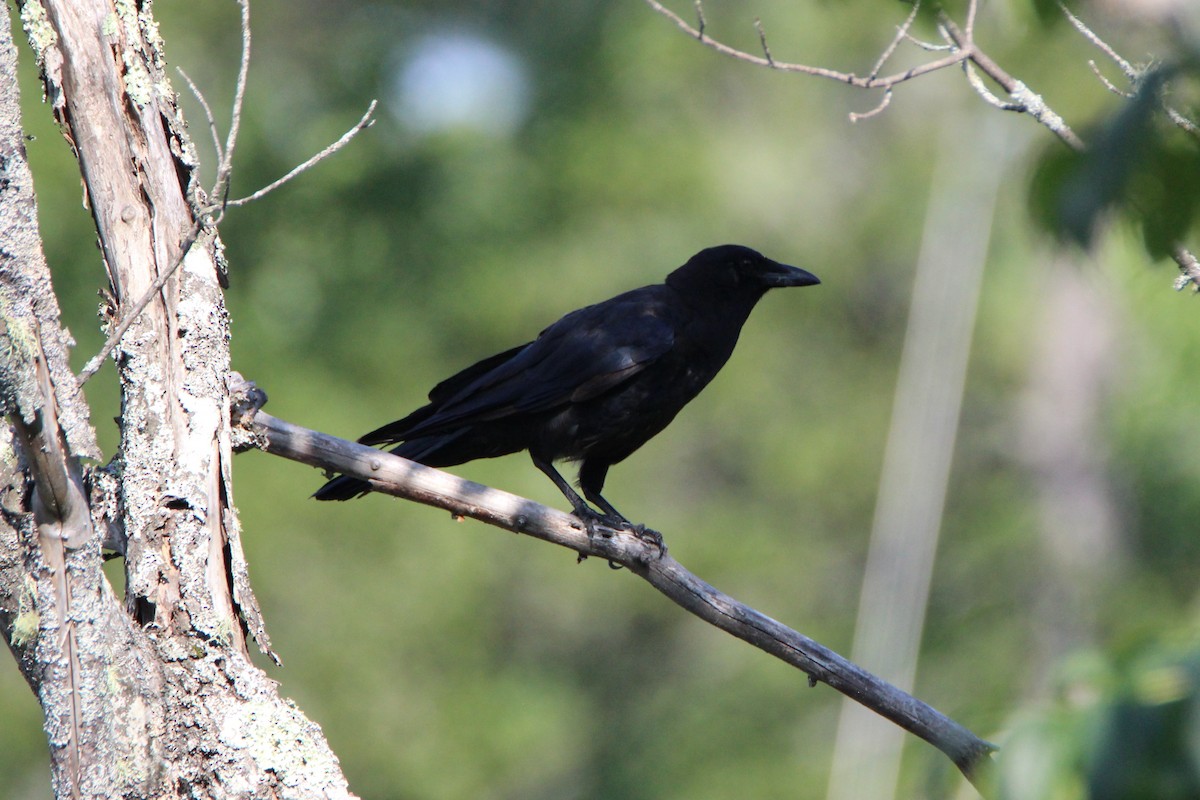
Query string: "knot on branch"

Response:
xmin=228 ymin=372 xmax=268 ymax=452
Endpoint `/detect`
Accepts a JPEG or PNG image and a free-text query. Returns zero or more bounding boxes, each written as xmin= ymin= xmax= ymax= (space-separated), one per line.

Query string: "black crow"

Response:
xmin=315 ymin=244 xmax=819 ymax=537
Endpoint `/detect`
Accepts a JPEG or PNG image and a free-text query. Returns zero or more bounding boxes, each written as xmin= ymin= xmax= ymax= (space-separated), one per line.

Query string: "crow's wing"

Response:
xmin=427 ymin=343 xmax=529 ymax=405
xmin=358 ymin=344 xmax=530 ymax=445
xmin=396 ymin=288 xmax=677 ymax=439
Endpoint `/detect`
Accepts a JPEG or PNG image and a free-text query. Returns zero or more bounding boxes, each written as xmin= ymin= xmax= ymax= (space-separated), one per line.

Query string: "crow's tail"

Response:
xmin=311 ymin=432 xmax=469 ymax=501
xmin=312 ymin=474 xmax=371 ymax=501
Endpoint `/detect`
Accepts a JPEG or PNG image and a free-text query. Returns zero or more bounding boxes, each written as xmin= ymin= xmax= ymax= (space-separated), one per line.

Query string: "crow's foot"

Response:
xmin=571 ymin=508 xmax=666 ymax=559
xmin=624 ymin=523 xmax=666 ymax=557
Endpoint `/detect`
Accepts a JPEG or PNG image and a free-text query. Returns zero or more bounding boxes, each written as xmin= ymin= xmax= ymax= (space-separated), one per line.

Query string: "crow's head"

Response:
xmin=666 ymin=244 xmax=820 ymax=298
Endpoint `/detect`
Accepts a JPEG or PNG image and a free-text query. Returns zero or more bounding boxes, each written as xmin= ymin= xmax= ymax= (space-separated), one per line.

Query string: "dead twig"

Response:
xmin=1060 ymin=2 xmax=1137 ymax=79
xmin=177 ymin=67 xmax=225 ymax=167
xmin=1061 ymin=2 xmax=1200 ymax=142
xmin=1089 ymin=60 xmax=1134 ymax=98
xmin=77 ymin=0 xmax=375 ymax=385
xmin=849 ymin=89 xmax=893 ymax=123
xmin=225 ymin=100 xmax=378 ymax=208
xmin=209 ymin=0 xmax=252 ymax=213
xmin=869 ymin=0 xmax=922 ymax=81
xmin=641 ymin=0 xmax=968 ymax=89
xmin=77 ymin=221 xmax=204 ymax=386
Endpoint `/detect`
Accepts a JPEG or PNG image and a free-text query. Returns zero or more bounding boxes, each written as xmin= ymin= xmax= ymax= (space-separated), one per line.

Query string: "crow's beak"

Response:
xmin=761 ymin=261 xmax=821 ymax=288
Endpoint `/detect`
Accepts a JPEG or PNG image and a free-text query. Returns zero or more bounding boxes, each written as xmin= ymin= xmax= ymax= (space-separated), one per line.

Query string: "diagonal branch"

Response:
xmin=76 ymin=221 xmax=204 ymax=386
xmin=1059 ymin=2 xmax=1200 ymax=142
xmin=641 ymin=0 xmax=968 ymax=89
xmin=230 ymin=380 xmax=998 ymax=795
xmin=209 ymin=0 xmax=252 ymax=210
xmin=226 ymin=100 xmax=377 ymax=207
xmin=177 ymin=67 xmax=225 ymax=168
xmin=934 ymin=12 xmax=1086 ymax=151
xmin=868 ymin=0 xmax=923 ymax=81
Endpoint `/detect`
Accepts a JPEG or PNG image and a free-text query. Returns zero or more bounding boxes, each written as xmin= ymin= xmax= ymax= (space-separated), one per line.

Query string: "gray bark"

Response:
xmin=1 ymin=2 xmax=353 ymax=797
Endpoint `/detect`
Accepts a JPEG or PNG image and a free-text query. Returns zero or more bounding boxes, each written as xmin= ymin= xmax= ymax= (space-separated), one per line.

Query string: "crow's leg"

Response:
xmin=578 ymin=459 xmax=666 ymax=554
xmin=531 ymin=455 xmax=608 ymax=530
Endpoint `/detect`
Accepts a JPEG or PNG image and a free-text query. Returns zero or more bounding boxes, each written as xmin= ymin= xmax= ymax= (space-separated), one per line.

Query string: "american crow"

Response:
xmin=314 ymin=244 xmax=819 ymax=536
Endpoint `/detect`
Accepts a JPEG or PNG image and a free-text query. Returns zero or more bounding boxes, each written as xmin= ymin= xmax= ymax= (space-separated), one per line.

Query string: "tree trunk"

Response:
xmin=0 ymin=2 xmax=353 ymax=797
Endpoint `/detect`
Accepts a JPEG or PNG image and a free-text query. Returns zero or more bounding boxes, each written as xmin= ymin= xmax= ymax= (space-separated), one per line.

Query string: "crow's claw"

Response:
xmin=571 ymin=508 xmax=666 ymax=560
xmin=626 ymin=523 xmax=666 ymax=556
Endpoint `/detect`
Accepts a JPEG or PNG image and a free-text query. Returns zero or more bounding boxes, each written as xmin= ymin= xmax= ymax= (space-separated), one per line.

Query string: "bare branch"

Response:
xmin=210 ymin=0 xmax=252 ymax=209
xmin=754 ymin=18 xmax=774 ymax=67
xmin=849 ymin=89 xmax=893 ymax=123
xmin=868 ymin=0 xmax=922 ymax=81
xmin=644 ymin=0 xmax=1085 ymax=156
xmin=1060 ymin=6 xmax=1200 ymax=141
xmin=176 ymin=67 xmax=224 ymax=167
xmin=226 ymin=100 xmax=379 ymax=207
xmin=903 ymin=30 xmax=953 ymax=52
xmin=1165 ymin=106 xmax=1200 ymax=140
xmin=963 ymin=61 xmax=1023 ymax=111
xmin=641 ymin=0 xmax=968 ymax=89
xmin=937 ymin=12 xmax=1087 ymax=151
xmin=1173 ymin=247 xmax=1200 ymax=290
xmin=231 ymin=384 xmax=999 ymax=794
xmin=79 ymin=13 xmax=374 ymax=383
xmin=1089 ymin=60 xmax=1134 ymax=97
xmin=964 ymin=0 xmax=980 ymax=39
xmin=642 ymin=2 xmax=1197 ymax=292
xmin=1008 ymin=79 xmax=1086 ymax=151
xmin=77 ymin=222 xmax=204 ymax=386
xmin=1060 ymin=2 xmax=1137 ymax=79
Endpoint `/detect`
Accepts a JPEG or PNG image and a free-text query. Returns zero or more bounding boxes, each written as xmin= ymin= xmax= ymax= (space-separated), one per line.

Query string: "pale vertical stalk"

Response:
xmin=826 ymin=116 xmax=1009 ymax=800
xmin=1018 ymin=256 xmax=1124 ymax=693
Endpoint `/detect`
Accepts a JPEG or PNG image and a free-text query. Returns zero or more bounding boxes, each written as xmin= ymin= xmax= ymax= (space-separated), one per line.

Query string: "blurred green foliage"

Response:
xmin=998 ymin=636 xmax=1200 ymax=799
xmin=4 ymin=1 xmax=1200 ymax=798
xmin=1030 ymin=62 xmax=1200 ymax=257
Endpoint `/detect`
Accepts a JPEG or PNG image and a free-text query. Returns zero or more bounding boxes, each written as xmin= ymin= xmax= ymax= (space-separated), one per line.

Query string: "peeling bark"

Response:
xmin=1 ymin=2 xmax=353 ymax=797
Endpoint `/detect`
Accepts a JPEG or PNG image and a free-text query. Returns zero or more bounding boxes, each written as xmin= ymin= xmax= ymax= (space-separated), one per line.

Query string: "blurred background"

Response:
xmin=5 ymin=1 xmax=1200 ymax=797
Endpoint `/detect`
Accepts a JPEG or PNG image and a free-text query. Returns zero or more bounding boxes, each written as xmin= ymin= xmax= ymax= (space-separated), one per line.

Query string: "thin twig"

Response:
xmin=903 ymin=31 xmax=953 ymax=52
xmin=78 ymin=4 xmax=378 ymax=382
xmin=938 ymin=11 xmax=1087 ymax=151
xmin=1059 ymin=5 xmax=1199 ymax=141
xmin=849 ymin=89 xmax=892 ymax=122
xmin=645 ymin=0 xmax=1088 ymax=150
xmin=1173 ymin=246 xmax=1200 ymax=289
xmin=210 ymin=0 xmax=251 ymax=211
xmin=868 ymin=0 xmax=921 ymax=81
xmin=1165 ymin=106 xmax=1200 ymax=140
xmin=641 ymin=0 xmax=968 ymax=88
xmin=754 ymin=18 xmax=773 ymax=67
xmin=226 ymin=100 xmax=378 ymax=207
xmin=177 ymin=67 xmax=224 ymax=166
xmin=1060 ymin=2 xmax=1136 ymax=79
xmin=694 ymin=0 xmax=706 ymax=40
xmin=77 ymin=221 xmax=204 ymax=386
xmin=1089 ymin=60 xmax=1133 ymax=97
xmin=963 ymin=60 xmax=1022 ymax=111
